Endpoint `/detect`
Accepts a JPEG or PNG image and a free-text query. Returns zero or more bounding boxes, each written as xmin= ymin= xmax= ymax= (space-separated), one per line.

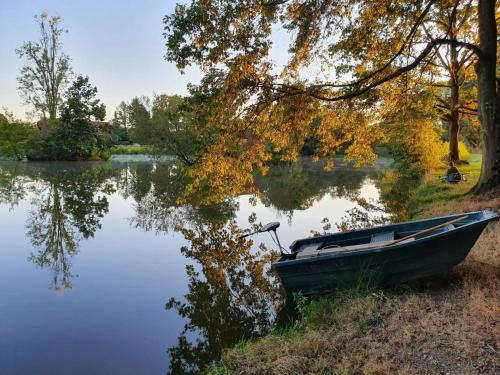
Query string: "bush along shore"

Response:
xmin=210 ymin=156 xmax=499 ymax=375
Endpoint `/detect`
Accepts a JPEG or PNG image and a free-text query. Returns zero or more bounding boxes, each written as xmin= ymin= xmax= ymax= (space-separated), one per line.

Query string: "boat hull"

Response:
xmin=273 ymin=212 xmax=497 ymax=296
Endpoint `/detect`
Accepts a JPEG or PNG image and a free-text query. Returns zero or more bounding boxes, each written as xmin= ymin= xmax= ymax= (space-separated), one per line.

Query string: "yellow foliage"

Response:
xmin=380 ymin=79 xmax=447 ymax=173
xmin=442 ymin=141 xmax=470 ymax=161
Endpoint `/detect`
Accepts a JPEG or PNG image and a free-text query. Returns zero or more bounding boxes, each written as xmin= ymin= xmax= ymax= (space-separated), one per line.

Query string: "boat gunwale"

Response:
xmin=274 ymin=210 xmax=498 ymax=268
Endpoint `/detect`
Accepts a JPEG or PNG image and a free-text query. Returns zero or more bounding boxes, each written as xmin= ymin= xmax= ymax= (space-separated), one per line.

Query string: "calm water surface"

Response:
xmin=0 ymin=158 xmax=398 ymax=374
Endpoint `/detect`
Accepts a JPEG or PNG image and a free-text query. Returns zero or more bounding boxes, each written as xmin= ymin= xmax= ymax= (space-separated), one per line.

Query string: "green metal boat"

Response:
xmin=272 ymin=210 xmax=498 ymax=295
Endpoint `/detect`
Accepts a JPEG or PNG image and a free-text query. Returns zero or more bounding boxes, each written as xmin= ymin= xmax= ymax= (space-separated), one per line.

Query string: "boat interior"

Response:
xmin=294 ymin=220 xmax=470 ymax=260
xmin=274 ymin=212 xmax=496 ymax=262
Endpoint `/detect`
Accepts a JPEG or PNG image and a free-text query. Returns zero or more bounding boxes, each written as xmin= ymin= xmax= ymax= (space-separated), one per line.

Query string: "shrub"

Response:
xmin=0 ymin=117 xmax=39 ymax=160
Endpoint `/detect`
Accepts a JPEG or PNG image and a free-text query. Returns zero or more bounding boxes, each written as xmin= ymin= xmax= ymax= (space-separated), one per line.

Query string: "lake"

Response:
xmin=0 ymin=158 xmax=405 ymax=374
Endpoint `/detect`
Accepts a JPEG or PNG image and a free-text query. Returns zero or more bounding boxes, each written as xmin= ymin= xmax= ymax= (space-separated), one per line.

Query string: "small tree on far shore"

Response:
xmin=51 ymin=75 xmax=106 ymax=159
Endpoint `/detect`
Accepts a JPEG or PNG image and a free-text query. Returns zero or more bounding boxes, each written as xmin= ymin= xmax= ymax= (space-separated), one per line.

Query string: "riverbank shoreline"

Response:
xmin=210 ymin=156 xmax=499 ymax=375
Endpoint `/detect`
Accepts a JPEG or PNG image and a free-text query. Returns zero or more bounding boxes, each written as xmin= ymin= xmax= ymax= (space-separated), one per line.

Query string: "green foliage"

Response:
xmin=60 ymin=75 xmax=106 ymax=122
xmin=50 ymin=119 xmax=102 ymax=159
xmin=460 ymin=118 xmax=481 ymax=149
xmin=407 ymin=154 xmax=481 ymax=217
xmin=113 ymin=93 xmax=209 ymax=165
xmin=0 ymin=115 xmax=38 ymax=160
xmin=108 ymin=145 xmax=153 ymax=155
xmin=299 ymin=136 xmax=318 ymax=156
xmin=25 ymin=132 xmax=56 ymax=160
xmin=207 ymin=364 xmax=232 ymax=375
xmin=151 ymin=93 xmax=209 ymax=166
xmin=127 ymin=96 xmax=152 ymax=144
xmin=16 ymin=12 xmax=72 ymax=119
xmin=107 ymin=123 xmax=130 ymax=144
xmin=26 ymin=75 xmax=107 ymax=161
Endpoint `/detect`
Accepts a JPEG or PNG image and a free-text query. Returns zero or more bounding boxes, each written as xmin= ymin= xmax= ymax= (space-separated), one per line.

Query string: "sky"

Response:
xmin=0 ymin=0 xmax=205 ymax=120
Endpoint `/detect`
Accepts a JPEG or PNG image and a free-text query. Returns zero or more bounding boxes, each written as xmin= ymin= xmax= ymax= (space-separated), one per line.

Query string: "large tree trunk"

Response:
xmin=449 ymin=77 xmax=460 ymax=162
xmin=49 ymin=107 xmax=57 ymax=120
xmin=449 ymin=21 xmax=461 ymax=162
xmin=474 ymin=0 xmax=500 ymax=193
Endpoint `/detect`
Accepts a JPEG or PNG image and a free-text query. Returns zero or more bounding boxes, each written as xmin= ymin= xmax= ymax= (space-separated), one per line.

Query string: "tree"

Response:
xmin=16 ymin=12 xmax=72 ymax=120
xmin=112 ymin=101 xmax=130 ymax=129
xmin=379 ymin=77 xmax=447 ymax=174
xmin=151 ymin=94 xmax=207 ymax=166
xmin=128 ymin=96 xmax=152 ymax=144
xmin=164 ymin=0 xmax=500 ymax=193
xmin=424 ymin=1 xmax=478 ymax=162
xmin=52 ymin=75 xmax=106 ymax=159
xmin=474 ymin=0 xmax=499 ymax=191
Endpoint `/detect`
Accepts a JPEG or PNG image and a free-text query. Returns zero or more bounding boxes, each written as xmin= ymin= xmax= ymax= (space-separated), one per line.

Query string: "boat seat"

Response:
xmin=296 ymin=238 xmax=415 ymax=259
xmin=431 ymin=224 xmax=454 ymax=234
xmin=370 ymin=231 xmax=394 ymax=243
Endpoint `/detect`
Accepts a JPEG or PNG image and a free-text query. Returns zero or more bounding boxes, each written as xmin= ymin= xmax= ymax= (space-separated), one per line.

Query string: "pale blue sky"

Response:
xmin=0 ymin=0 xmax=204 ymax=120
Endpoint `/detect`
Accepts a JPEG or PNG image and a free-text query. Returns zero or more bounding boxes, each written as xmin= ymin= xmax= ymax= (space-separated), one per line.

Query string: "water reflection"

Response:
xmin=256 ymin=160 xmax=379 ymax=220
xmin=167 ymin=220 xmax=280 ymax=374
xmin=377 ymin=170 xmax=419 ymax=222
xmin=6 ymin=164 xmax=115 ymax=290
xmin=0 ymin=158 xmax=413 ymax=374
xmin=0 ymin=162 xmax=28 ymax=208
xmin=129 ymin=163 xmax=238 ymax=233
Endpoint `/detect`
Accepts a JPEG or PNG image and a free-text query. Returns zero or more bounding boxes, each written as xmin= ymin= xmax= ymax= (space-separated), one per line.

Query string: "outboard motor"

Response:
xmin=240 ymin=221 xmax=287 ymax=255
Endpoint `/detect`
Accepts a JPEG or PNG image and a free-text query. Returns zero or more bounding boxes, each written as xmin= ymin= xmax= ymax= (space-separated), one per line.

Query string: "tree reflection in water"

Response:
xmin=310 ymin=170 xmax=419 ymax=234
xmin=126 ymin=163 xmax=278 ymax=373
xmin=377 ymin=169 xmax=420 ymax=222
xmin=0 ymin=157 xmax=417 ymax=371
xmin=0 ymin=163 xmax=116 ymax=291
xmin=0 ymin=162 xmax=29 ymax=209
xmin=166 ymin=219 xmax=280 ymax=374
xmin=130 ymin=162 xmax=238 ymax=233
xmin=27 ymin=167 xmax=114 ymax=291
xmin=255 ymin=159 xmax=380 ymax=221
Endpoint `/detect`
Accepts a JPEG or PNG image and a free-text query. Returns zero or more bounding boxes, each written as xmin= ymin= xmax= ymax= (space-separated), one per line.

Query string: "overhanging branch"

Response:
xmin=257 ymin=38 xmax=481 ymax=103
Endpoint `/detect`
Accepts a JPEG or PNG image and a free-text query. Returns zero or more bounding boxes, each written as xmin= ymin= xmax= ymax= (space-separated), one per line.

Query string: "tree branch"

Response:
xmin=308 ymin=0 xmax=439 ymax=90
xmin=309 ymin=39 xmax=480 ymax=101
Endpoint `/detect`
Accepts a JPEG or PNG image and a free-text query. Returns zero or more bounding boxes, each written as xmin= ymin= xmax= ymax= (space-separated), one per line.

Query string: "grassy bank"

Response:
xmin=210 ymin=154 xmax=499 ymax=375
xmin=108 ymin=144 xmax=154 ymax=155
xmin=407 ymin=154 xmax=482 ymax=218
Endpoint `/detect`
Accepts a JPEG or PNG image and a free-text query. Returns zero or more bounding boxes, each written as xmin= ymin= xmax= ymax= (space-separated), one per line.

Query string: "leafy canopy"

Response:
xmin=163 ymin=0 xmax=473 ymax=201
xmin=60 ymin=75 xmax=106 ymax=123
